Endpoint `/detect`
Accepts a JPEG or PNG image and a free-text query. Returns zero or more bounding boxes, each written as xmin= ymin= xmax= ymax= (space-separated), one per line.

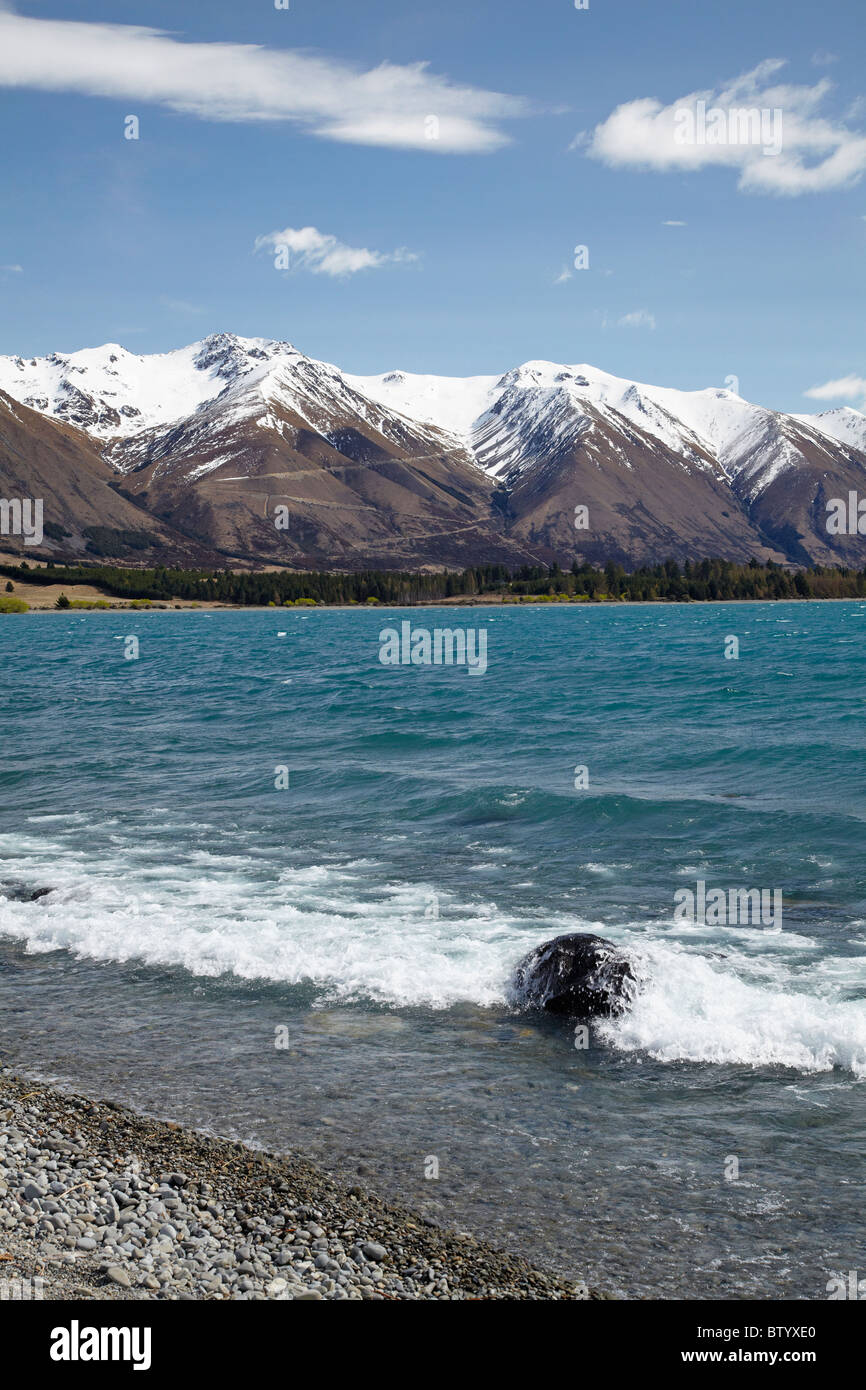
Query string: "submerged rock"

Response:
xmin=0 ymin=882 xmax=54 ymax=903
xmin=511 ymin=933 xmax=635 ymax=1018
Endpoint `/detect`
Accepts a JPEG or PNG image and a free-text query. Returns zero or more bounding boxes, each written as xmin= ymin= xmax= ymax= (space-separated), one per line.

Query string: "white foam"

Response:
xmin=3 ymin=850 xmax=866 ymax=1075
xmin=600 ymin=939 xmax=866 ymax=1077
xmin=0 ymin=863 xmax=556 ymax=1010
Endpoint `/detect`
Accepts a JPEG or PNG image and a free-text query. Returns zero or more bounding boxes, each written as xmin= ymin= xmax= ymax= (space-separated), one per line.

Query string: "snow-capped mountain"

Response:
xmin=350 ymin=358 xmax=866 ymax=566
xmin=2 ymin=332 xmax=866 ymax=569
xmin=84 ymin=339 xmax=527 ymax=570
xmin=352 ymin=359 xmax=866 ymax=500
xmin=792 ymin=406 xmax=866 ymax=455
xmin=0 ymin=334 xmax=298 ymax=440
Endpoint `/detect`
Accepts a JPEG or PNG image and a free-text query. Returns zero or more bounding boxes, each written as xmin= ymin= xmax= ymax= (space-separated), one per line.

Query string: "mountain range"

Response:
xmin=2 ymin=331 xmax=865 ymax=571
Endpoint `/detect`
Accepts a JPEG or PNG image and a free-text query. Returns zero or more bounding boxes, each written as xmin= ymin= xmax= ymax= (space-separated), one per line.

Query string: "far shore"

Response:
xmin=2 ymin=549 xmax=861 ymax=611
xmin=1 ymin=575 xmax=859 ymax=614
xmin=7 ymin=592 xmax=862 ymax=613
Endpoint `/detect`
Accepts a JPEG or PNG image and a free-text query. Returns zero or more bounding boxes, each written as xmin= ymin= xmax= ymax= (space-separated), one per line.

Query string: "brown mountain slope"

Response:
xmin=0 ymin=390 xmax=219 ymax=564
xmin=6 ymin=334 xmax=866 ymax=573
xmin=110 ymin=362 xmax=545 ymax=569
xmin=730 ymin=422 xmax=866 ymax=567
xmin=500 ymin=401 xmax=788 ymax=566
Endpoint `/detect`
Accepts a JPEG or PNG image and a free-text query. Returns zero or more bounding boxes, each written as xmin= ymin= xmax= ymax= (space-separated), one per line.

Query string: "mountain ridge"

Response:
xmin=2 ymin=332 xmax=865 ymax=570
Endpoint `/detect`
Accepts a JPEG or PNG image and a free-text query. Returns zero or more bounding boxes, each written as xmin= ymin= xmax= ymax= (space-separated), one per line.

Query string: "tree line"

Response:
xmin=2 ymin=556 xmax=865 ymax=605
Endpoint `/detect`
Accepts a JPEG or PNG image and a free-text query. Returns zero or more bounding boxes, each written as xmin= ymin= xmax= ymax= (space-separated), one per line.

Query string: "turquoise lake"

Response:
xmin=1 ymin=601 xmax=865 ymax=1298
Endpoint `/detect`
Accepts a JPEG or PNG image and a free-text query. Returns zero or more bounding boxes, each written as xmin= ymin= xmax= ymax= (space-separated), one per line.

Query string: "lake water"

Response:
xmin=1 ymin=602 xmax=865 ymax=1298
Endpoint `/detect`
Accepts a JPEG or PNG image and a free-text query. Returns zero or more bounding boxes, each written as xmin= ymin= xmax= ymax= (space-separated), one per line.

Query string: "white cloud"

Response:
xmin=255 ymin=225 xmax=417 ymax=278
xmin=0 ymin=263 xmax=22 ymax=273
xmin=618 ymin=310 xmax=656 ymax=329
xmin=586 ymin=60 xmax=866 ymax=195
xmin=0 ymin=10 xmax=526 ymax=153
xmin=662 ymin=219 xmax=686 ymax=226
xmin=554 ymin=269 xmax=572 ymax=284
xmin=812 ymin=50 xmax=839 ymax=67
xmin=804 ymin=375 xmax=866 ymax=406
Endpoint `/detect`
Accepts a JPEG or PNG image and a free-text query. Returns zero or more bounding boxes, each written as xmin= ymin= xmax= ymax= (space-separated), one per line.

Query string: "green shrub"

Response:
xmin=55 ymin=593 xmax=70 ymax=609
xmin=0 ymin=594 xmax=28 ymax=613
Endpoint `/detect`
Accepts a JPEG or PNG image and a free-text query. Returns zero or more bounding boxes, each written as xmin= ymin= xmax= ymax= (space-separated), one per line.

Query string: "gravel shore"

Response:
xmin=0 ymin=1072 xmax=606 ymax=1301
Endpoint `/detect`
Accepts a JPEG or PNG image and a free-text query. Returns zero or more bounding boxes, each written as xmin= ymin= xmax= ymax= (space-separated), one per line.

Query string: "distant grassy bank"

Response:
xmin=1 ymin=556 xmax=866 ymax=611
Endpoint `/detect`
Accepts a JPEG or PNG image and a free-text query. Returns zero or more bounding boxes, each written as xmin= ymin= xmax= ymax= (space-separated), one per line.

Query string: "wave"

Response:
xmin=599 ymin=939 xmax=866 ymax=1077
xmin=3 ymin=853 xmax=866 ymax=1076
xmin=0 ymin=866 xmax=558 ymax=1010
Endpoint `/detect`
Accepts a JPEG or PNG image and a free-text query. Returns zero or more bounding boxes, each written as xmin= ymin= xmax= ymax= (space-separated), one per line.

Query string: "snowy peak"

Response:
xmin=3 ymin=332 xmax=862 ymax=496
xmin=352 ymin=359 xmax=866 ymax=497
xmin=344 ymin=367 xmax=502 ymax=440
xmin=4 ymin=332 xmax=866 ymax=573
xmin=3 ymin=333 xmax=866 ymax=564
xmin=793 ymin=405 xmax=866 ymax=453
xmin=352 ymin=361 xmax=735 ymax=482
xmin=190 ymin=331 xmax=295 ymax=382
xmin=101 ymin=338 xmax=480 ymax=491
xmin=0 ymin=333 xmax=299 ymax=440
xmin=180 ymin=346 xmax=464 ymax=458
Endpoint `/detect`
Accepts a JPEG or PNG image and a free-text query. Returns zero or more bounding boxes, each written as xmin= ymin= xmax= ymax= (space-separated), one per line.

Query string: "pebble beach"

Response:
xmin=0 ymin=1073 xmax=603 ymax=1302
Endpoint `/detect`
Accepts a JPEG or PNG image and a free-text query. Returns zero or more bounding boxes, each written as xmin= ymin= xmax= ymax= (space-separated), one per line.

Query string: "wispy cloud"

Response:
xmin=618 ymin=309 xmax=656 ymax=329
xmin=554 ymin=269 xmax=572 ymax=284
xmin=584 ymin=60 xmax=866 ymax=195
xmin=805 ymin=374 xmax=866 ymax=407
xmin=0 ymin=263 xmax=22 ymax=274
xmin=0 ymin=9 xmax=527 ymax=153
xmin=159 ymin=295 xmax=203 ymax=314
xmin=662 ymin=219 xmax=687 ymax=226
xmin=255 ymin=226 xmax=418 ymax=278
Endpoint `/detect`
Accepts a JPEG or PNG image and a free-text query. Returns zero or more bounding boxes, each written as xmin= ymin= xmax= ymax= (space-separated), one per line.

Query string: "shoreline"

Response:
xmin=0 ymin=1071 xmax=606 ymax=1302
xmin=7 ymin=595 xmax=863 ymax=613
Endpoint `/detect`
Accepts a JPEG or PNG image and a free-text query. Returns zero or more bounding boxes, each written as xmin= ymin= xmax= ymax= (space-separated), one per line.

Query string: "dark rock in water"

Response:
xmin=511 ymin=933 xmax=635 ymax=1018
xmin=0 ymin=882 xmax=54 ymax=902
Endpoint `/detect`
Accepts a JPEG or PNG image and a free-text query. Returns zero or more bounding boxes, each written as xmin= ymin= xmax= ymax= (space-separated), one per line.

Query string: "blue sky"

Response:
xmin=0 ymin=0 xmax=863 ymax=414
